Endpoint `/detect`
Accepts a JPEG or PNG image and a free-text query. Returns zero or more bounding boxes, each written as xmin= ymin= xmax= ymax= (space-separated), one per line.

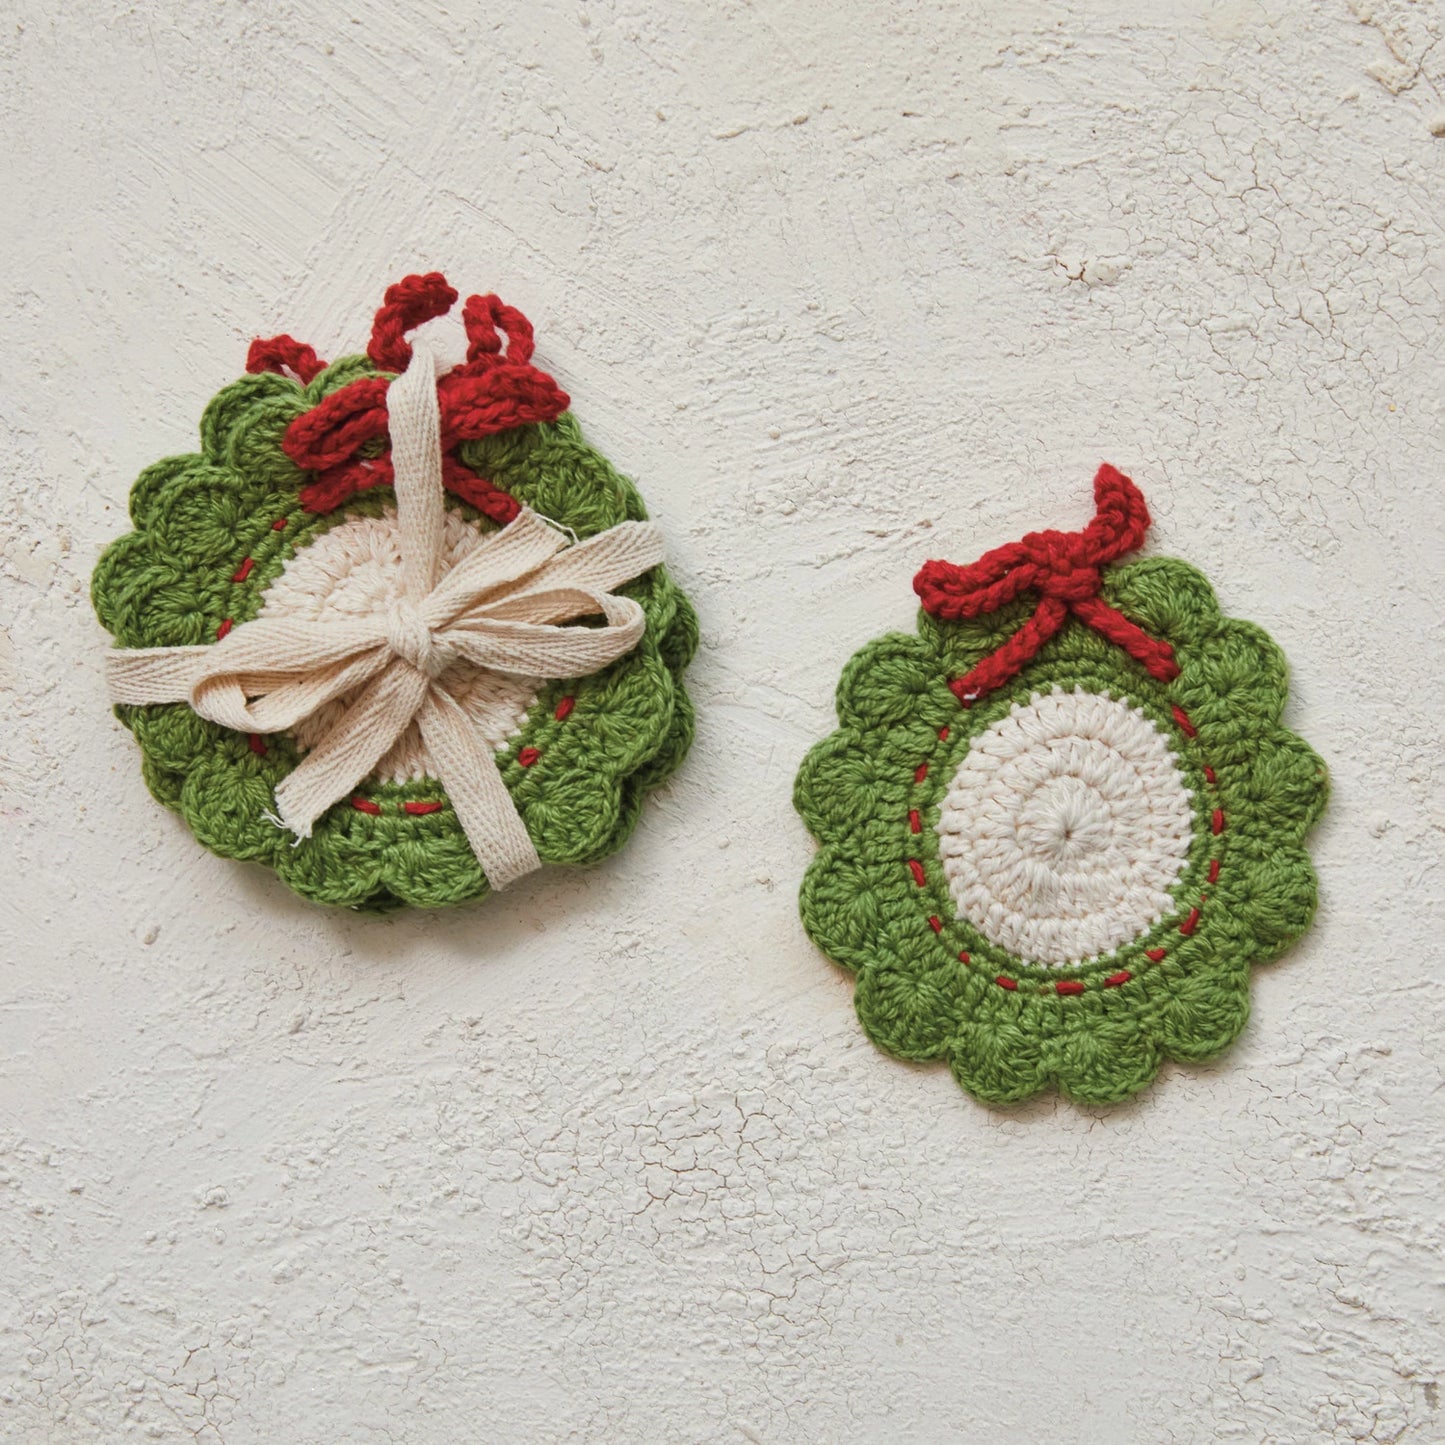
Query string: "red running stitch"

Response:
xmin=231 ymin=557 xmax=254 ymax=583
xmin=216 ymin=618 xmax=233 ymax=639
xmin=904 ymin=662 xmax=1226 ymax=995
xmin=341 ymin=686 xmax=581 ymax=821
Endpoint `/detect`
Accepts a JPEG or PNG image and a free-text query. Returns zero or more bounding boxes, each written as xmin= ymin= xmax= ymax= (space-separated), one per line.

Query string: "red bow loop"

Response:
xmin=246 ymin=334 xmax=328 ymax=385
xmin=281 ymin=377 xmax=391 ymax=472
xmin=461 ymin=292 xmax=536 ymax=369
xmin=437 ymin=368 xmax=571 ymax=448
xmin=367 ymin=272 xmax=459 ymax=372
xmin=262 ymin=274 xmax=570 ymax=525
xmin=914 ymin=464 xmax=1180 ymax=707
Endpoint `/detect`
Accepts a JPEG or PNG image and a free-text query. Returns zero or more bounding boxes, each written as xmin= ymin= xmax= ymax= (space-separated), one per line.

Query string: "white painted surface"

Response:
xmin=2 ymin=0 xmax=1442 ymax=1440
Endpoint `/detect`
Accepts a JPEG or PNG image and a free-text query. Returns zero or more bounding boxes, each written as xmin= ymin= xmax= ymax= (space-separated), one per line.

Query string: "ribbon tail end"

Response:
xmin=262 ymin=803 xmax=313 ymax=849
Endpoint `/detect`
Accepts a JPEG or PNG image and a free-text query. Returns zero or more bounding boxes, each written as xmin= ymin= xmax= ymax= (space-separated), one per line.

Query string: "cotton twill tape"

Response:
xmin=255 ymin=509 xmax=540 ymax=784
xmin=105 ymin=341 xmax=665 ymax=889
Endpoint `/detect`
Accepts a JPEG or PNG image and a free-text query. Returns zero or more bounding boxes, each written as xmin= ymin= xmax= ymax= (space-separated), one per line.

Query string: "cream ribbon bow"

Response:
xmin=106 ymin=342 xmax=665 ymax=889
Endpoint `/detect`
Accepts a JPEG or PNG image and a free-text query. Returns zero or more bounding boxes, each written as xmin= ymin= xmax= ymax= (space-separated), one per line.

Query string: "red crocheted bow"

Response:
xmin=246 ymin=272 xmax=570 ymax=524
xmin=914 ymin=463 xmax=1179 ymax=707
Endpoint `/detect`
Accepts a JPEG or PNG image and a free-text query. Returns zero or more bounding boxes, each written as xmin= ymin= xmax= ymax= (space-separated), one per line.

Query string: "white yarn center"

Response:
xmin=935 ymin=688 xmax=1194 ymax=966
xmin=258 ymin=508 xmax=539 ymax=783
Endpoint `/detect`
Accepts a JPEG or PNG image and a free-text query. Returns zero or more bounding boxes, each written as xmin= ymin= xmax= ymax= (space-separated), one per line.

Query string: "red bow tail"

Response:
xmin=914 ymin=464 xmax=1180 ymax=707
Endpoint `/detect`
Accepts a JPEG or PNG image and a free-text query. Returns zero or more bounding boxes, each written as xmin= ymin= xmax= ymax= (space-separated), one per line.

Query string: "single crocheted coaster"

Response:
xmin=795 ymin=465 xmax=1327 ymax=1105
xmin=93 ymin=274 xmax=697 ymax=909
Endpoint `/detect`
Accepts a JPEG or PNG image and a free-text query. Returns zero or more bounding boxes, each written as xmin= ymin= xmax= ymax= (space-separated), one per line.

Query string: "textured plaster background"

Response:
xmin=2 ymin=1 xmax=1444 ymax=1441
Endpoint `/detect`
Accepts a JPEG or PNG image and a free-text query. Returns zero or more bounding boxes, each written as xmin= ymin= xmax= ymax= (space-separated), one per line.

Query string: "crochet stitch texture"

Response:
xmin=92 ymin=275 xmax=697 ymax=908
xmin=794 ymin=466 xmax=1327 ymax=1105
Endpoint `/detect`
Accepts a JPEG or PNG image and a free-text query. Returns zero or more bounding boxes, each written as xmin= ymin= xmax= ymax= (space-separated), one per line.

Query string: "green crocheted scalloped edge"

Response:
xmin=794 ymin=557 xmax=1327 ymax=1106
xmin=92 ymin=358 xmax=697 ymax=908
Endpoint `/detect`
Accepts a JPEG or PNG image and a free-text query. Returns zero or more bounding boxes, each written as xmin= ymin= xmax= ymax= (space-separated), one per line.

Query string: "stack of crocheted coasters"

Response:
xmin=93 ymin=274 xmax=696 ymax=908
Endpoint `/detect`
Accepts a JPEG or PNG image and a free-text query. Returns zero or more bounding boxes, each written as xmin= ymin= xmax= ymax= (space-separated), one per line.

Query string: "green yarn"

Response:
xmin=794 ymin=557 xmax=1327 ymax=1106
xmin=92 ymin=357 xmax=697 ymax=908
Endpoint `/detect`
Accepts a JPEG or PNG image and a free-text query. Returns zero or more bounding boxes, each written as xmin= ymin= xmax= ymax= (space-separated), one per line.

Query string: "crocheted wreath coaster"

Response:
xmin=93 ymin=274 xmax=696 ymax=909
xmin=795 ymin=466 xmax=1327 ymax=1106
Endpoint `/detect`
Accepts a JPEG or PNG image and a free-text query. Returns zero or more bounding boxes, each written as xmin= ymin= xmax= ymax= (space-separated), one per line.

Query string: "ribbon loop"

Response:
xmin=106 ymin=344 xmax=665 ymax=891
xmin=914 ymin=464 xmax=1180 ymax=707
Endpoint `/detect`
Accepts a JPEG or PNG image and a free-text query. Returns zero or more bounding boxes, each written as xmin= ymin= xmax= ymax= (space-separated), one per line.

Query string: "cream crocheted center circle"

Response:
xmin=258 ymin=507 xmax=538 ymax=784
xmin=936 ymin=688 xmax=1194 ymax=966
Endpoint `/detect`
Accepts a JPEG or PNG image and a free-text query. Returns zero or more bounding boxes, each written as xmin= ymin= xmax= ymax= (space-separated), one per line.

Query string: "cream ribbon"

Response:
xmin=106 ymin=341 xmax=665 ymax=889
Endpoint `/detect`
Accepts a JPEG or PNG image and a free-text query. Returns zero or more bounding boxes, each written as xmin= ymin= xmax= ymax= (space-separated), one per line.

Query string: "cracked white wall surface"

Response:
xmin=1 ymin=1 xmax=1443 ymax=1441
